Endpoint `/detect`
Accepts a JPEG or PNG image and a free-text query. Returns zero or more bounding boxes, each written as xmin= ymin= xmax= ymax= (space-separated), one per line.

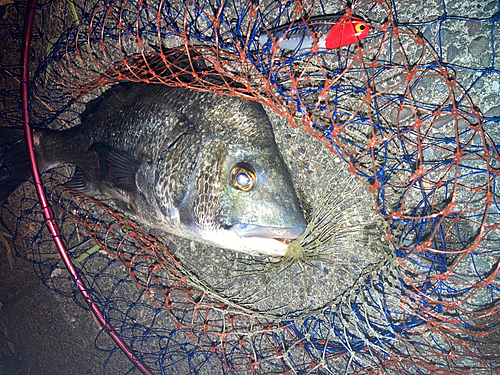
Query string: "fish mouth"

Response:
xmin=232 ymin=222 xmax=306 ymax=243
xmin=198 ymin=222 xmax=308 ymax=257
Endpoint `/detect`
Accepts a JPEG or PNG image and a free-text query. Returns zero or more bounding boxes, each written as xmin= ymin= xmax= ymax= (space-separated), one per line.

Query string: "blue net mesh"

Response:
xmin=1 ymin=0 xmax=499 ymax=373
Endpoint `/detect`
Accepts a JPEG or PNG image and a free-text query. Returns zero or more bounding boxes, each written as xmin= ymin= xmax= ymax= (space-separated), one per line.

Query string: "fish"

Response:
xmin=258 ymin=14 xmax=370 ymax=51
xmin=0 ymin=58 xmax=307 ymax=257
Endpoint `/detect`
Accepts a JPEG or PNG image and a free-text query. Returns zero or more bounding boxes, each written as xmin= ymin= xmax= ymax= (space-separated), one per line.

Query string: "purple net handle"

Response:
xmin=20 ymin=2 xmax=154 ymax=374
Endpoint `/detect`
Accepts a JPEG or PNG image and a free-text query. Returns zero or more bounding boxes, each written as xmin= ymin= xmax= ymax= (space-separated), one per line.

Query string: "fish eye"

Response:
xmin=356 ymin=23 xmax=367 ymax=33
xmin=230 ymin=162 xmax=257 ymax=191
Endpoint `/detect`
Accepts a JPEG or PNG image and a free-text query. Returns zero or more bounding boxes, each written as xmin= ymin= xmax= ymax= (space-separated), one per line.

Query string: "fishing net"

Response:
xmin=1 ymin=0 xmax=499 ymax=373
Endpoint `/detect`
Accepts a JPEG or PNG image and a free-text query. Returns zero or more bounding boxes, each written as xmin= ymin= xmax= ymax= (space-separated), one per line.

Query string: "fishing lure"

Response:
xmin=259 ymin=14 xmax=370 ymax=51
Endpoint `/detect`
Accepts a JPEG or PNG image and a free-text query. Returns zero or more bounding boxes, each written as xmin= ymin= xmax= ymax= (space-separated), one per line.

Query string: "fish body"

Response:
xmin=259 ymin=14 xmax=369 ymax=51
xmin=3 ymin=82 xmax=307 ymax=257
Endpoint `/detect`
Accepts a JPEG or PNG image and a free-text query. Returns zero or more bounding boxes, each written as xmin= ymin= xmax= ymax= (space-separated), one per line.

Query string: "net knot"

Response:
xmin=285 ymin=240 xmax=304 ymax=259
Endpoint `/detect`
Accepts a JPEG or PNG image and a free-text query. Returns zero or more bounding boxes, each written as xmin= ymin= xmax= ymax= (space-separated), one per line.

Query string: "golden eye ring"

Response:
xmin=355 ymin=23 xmax=367 ymax=33
xmin=230 ymin=162 xmax=257 ymax=191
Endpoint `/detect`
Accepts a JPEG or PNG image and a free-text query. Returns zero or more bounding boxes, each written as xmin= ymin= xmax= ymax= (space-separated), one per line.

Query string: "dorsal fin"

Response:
xmin=80 ymin=83 xmax=135 ymax=123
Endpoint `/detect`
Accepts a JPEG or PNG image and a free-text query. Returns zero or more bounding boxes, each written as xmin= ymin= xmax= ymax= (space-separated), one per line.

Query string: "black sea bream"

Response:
xmin=1 ymin=79 xmax=306 ymax=256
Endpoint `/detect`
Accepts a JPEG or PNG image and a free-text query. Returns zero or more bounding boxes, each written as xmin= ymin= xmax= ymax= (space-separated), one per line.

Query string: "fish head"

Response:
xmin=160 ymin=99 xmax=307 ymax=257
xmin=216 ymin=143 xmax=308 ymax=256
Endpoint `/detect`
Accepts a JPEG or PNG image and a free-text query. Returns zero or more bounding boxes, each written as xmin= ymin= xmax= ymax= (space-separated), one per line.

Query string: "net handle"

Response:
xmin=20 ymin=2 xmax=154 ymax=374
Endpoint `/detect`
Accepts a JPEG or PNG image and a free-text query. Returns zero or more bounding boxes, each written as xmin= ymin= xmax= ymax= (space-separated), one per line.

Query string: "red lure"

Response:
xmin=259 ymin=14 xmax=370 ymax=51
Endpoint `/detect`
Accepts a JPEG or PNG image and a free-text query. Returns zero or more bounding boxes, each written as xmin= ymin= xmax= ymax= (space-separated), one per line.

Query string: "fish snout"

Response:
xmin=233 ymin=220 xmax=306 ymax=240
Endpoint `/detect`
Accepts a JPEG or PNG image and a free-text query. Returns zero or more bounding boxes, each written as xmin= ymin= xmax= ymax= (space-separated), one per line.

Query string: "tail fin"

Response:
xmin=0 ymin=128 xmax=31 ymax=201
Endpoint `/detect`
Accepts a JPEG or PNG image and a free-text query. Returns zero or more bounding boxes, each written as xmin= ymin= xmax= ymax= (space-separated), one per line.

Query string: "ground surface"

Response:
xmin=0 ymin=243 xmax=130 ymax=374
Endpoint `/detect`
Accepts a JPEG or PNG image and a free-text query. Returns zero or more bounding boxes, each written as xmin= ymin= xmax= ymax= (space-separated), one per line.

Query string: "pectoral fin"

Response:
xmin=89 ymin=142 xmax=146 ymax=193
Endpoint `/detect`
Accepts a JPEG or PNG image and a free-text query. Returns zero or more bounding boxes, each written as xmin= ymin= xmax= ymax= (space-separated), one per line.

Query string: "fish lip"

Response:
xmin=232 ymin=222 xmax=306 ymax=240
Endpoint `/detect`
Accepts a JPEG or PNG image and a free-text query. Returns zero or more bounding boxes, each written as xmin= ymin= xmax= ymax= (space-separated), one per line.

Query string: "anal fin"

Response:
xmin=64 ymin=167 xmax=94 ymax=195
